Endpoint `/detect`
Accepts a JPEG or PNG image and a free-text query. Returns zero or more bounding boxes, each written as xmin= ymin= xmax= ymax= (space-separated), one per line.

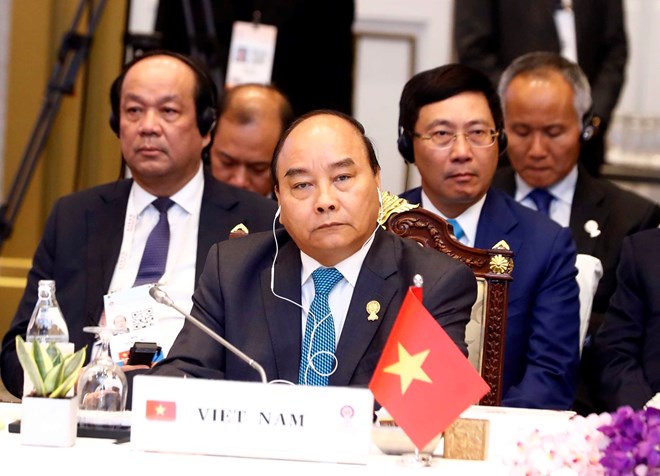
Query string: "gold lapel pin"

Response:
xmin=366 ymin=300 xmax=380 ymax=321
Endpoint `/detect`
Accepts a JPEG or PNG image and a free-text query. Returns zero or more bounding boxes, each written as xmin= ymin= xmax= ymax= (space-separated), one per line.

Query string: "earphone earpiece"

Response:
xmin=581 ymin=125 xmax=595 ymax=143
xmin=580 ymin=107 xmax=597 ymax=143
xmin=274 ymin=206 xmax=281 ymax=219
xmin=497 ymin=128 xmax=508 ymax=153
xmin=198 ymin=107 xmax=218 ymax=136
xmin=397 ymin=127 xmax=415 ymax=164
xmin=377 ymin=188 xmax=383 ymax=209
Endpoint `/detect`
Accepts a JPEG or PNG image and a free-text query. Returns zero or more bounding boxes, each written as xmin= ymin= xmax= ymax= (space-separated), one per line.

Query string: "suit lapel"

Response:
xmin=261 ymin=236 xmax=304 ymax=384
xmin=475 ymin=190 xmax=523 ymax=253
xmin=85 ymin=181 xmax=131 ymax=326
xmin=569 ymin=168 xmax=608 ymax=255
xmin=331 ymin=229 xmax=399 ymax=386
xmin=197 ymin=171 xmax=243 ymax=282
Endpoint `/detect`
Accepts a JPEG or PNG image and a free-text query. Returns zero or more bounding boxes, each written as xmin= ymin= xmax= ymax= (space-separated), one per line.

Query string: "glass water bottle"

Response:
xmin=26 ymin=280 xmax=69 ymax=343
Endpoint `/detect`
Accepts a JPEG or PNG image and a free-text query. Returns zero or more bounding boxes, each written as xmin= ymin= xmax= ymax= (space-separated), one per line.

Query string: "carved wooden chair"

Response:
xmin=380 ymin=193 xmax=514 ymax=406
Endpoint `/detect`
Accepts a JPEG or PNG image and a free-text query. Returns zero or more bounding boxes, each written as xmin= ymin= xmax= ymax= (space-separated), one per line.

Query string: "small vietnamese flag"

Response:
xmin=146 ymin=400 xmax=177 ymax=421
xmin=369 ymin=286 xmax=489 ymax=450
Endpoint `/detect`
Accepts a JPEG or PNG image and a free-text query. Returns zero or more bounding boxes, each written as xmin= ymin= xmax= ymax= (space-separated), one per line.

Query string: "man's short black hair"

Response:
xmin=398 ymin=64 xmax=504 ymax=134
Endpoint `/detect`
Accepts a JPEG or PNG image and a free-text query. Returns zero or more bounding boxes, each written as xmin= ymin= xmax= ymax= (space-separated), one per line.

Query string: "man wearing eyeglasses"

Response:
xmin=398 ymin=64 xmax=581 ymax=410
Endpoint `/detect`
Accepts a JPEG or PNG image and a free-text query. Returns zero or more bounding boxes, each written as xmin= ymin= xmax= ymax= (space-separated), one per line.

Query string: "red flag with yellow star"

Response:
xmin=369 ymin=286 xmax=489 ymax=450
xmin=146 ymin=400 xmax=177 ymax=421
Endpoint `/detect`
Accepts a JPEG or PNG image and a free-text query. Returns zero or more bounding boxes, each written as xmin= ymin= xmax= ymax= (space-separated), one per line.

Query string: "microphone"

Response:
xmin=149 ymin=286 xmax=268 ymax=383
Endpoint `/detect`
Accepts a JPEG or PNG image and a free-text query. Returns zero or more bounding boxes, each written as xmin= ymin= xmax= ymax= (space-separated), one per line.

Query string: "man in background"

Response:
xmin=0 ymin=50 xmax=277 ymax=398
xmin=398 ymin=64 xmax=581 ymax=409
xmin=147 ymin=110 xmax=476 ymax=387
xmin=493 ymin=51 xmax=660 ymax=413
xmin=210 ymin=83 xmax=294 ymax=197
xmin=454 ymin=0 xmax=627 ymax=176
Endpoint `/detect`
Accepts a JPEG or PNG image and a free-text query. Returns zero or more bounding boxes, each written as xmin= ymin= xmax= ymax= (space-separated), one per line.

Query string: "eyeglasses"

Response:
xmin=413 ymin=129 xmax=499 ymax=149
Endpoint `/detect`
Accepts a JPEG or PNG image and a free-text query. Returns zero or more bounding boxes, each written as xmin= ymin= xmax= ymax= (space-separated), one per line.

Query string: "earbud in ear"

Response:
xmin=274 ymin=206 xmax=281 ymax=219
xmin=377 ymin=188 xmax=383 ymax=209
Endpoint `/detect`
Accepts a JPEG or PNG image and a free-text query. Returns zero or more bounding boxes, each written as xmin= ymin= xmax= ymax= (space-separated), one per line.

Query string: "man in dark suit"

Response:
xmin=493 ymin=52 xmax=660 ymax=323
xmin=398 ymin=64 xmax=580 ymax=409
xmin=454 ymin=0 xmax=628 ymax=176
xmin=147 ymin=110 xmax=476 ymax=387
xmin=593 ymin=228 xmax=660 ymax=411
xmin=493 ymin=52 xmax=660 ymax=414
xmin=0 ymin=51 xmax=277 ymax=398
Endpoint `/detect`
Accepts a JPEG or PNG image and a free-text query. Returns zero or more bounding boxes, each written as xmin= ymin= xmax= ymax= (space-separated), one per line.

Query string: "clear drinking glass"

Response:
xmin=77 ymin=326 xmax=128 ymax=412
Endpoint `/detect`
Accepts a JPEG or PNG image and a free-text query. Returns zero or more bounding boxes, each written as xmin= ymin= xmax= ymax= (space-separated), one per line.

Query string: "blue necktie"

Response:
xmin=134 ymin=198 xmax=175 ymax=286
xmin=299 ymin=267 xmax=343 ymax=386
xmin=527 ymin=189 xmax=554 ymax=216
xmin=447 ymin=218 xmax=465 ymax=242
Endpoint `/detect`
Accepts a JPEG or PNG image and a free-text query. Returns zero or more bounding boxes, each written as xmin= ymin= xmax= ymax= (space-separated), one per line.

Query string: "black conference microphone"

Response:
xmin=149 ymin=285 xmax=268 ymax=383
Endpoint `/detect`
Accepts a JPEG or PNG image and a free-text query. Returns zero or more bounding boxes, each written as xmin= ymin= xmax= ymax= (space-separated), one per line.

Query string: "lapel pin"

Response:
xmin=584 ymin=220 xmax=601 ymax=238
xmin=366 ymin=300 xmax=380 ymax=321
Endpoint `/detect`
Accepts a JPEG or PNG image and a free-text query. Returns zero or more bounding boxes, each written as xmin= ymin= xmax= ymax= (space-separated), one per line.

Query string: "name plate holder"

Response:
xmin=131 ymin=375 xmax=374 ymax=464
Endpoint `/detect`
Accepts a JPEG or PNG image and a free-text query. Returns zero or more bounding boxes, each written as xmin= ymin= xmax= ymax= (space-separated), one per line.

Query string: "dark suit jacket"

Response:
xmin=454 ymin=0 xmax=627 ymax=124
xmin=148 ymin=228 xmax=477 ymax=387
xmin=0 ymin=170 xmax=277 ymax=397
xmin=593 ymin=228 xmax=660 ymax=411
xmin=400 ymin=187 xmax=580 ymax=409
xmin=493 ymin=166 xmax=660 ymax=324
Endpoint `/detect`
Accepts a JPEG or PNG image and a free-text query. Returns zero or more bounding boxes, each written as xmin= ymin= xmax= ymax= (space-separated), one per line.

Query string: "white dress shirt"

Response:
xmin=420 ymin=190 xmax=487 ymax=248
xmin=105 ymin=164 xmax=204 ymax=357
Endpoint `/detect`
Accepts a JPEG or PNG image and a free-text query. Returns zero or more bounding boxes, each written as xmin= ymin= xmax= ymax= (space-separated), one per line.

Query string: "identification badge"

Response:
xmin=225 ymin=20 xmax=277 ymax=87
xmin=103 ymin=284 xmax=168 ymax=364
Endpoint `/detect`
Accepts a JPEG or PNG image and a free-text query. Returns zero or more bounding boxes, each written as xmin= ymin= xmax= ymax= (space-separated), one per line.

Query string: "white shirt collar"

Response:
xmin=300 ymin=227 xmax=377 ymax=288
xmin=132 ymin=164 xmax=204 ymax=215
xmin=514 ymin=164 xmax=577 ymax=208
xmin=419 ymin=190 xmax=486 ymax=247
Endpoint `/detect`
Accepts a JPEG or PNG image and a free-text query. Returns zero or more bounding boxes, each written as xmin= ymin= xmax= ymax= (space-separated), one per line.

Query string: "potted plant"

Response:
xmin=16 ymin=335 xmax=86 ymax=447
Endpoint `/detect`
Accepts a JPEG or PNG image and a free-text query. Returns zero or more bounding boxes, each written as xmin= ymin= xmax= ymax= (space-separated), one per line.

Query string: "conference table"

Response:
xmin=1 ymin=402 xmax=577 ymax=474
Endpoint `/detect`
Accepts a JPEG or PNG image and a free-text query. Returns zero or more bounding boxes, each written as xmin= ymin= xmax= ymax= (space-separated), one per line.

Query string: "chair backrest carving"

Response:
xmin=383 ymin=198 xmax=513 ymax=406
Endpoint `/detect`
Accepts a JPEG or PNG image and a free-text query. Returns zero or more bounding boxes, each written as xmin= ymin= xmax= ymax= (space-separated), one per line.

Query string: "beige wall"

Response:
xmin=0 ymin=1 xmax=127 ymax=338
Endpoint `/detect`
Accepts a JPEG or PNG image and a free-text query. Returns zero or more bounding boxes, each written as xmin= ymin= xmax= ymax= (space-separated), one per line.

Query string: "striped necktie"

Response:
xmin=134 ymin=197 xmax=175 ymax=286
xmin=299 ymin=267 xmax=344 ymax=386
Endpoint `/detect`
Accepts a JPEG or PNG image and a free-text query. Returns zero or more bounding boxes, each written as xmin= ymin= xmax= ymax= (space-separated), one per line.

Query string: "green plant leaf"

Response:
xmin=61 ymin=346 xmax=86 ymax=382
xmin=49 ymin=366 xmax=79 ymax=398
xmin=43 ymin=361 xmax=64 ymax=395
xmin=47 ymin=343 xmax=62 ymax=366
xmin=15 ymin=336 xmax=46 ymax=396
xmin=33 ymin=340 xmax=54 ymax=380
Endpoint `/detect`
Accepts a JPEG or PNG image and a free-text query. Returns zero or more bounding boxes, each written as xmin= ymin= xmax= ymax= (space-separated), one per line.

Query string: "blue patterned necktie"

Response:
xmin=447 ymin=218 xmax=465 ymax=242
xmin=299 ymin=267 xmax=344 ymax=386
xmin=134 ymin=198 xmax=175 ymax=286
xmin=527 ymin=188 xmax=554 ymax=217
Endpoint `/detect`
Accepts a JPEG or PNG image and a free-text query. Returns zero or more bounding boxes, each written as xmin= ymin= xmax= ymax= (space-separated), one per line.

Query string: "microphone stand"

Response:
xmin=149 ymin=286 xmax=268 ymax=384
xmin=0 ymin=0 xmax=107 ymax=253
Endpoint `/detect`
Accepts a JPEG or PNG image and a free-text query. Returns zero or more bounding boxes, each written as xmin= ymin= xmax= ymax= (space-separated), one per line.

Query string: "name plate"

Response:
xmin=131 ymin=375 xmax=374 ymax=464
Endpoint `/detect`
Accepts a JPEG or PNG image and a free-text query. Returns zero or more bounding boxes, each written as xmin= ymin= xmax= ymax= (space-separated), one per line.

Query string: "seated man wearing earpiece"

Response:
xmin=0 ymin=50 xmax=277 ymax=399
xmin=148 ymin=110 xmax=477 ymax=390
xmin=490 ymin=52 xmax=660 ymax=414
xmin=398 ymin=63 xmax=581 ymax=410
